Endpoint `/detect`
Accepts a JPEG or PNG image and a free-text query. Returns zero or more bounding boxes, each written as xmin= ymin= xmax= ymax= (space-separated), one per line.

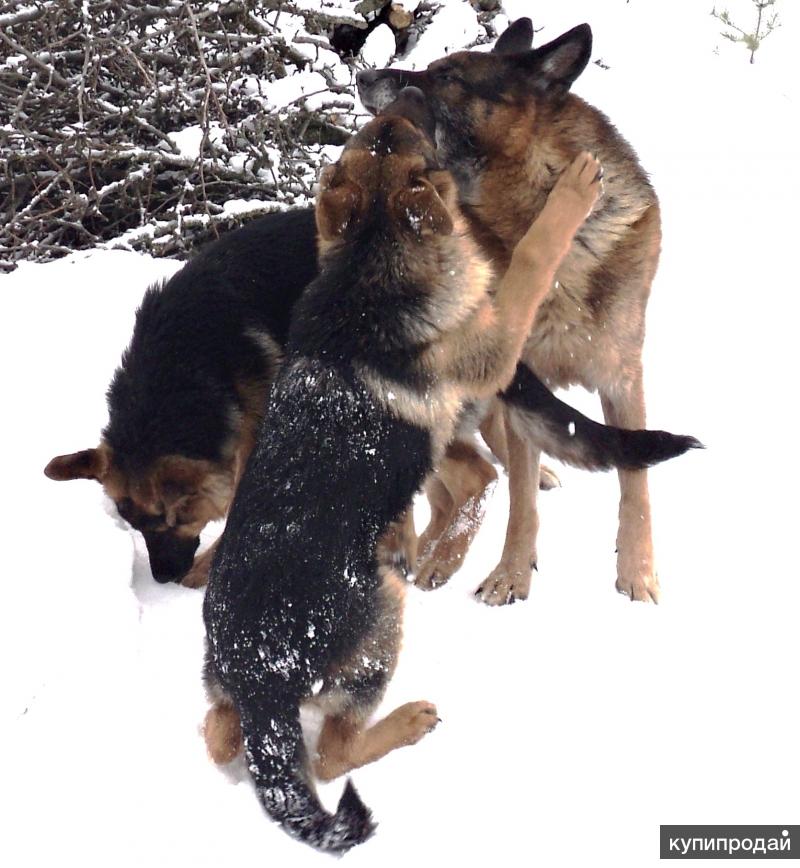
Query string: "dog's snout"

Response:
xmin=144 ymin=531 xmax=200 ymax=583
xmin=356 ymin=69 xmax=379 ymax=88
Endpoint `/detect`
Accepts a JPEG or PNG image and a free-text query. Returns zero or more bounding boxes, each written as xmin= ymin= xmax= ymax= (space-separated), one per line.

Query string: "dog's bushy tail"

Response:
xmin=501 ymin=363 xmax=702 ymax=471
xmin=243 ymin=696 xmax=375 ymax=854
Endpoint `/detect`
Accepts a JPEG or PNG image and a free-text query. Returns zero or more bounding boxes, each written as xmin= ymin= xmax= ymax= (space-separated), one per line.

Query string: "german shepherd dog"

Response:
xmin=358 ymin=18 xmax=698 ymax=603
xmin=43 ymin=209 xmax=319 ymax=585
xmin=201 ymin=88 xmax=603 ymax=852
xmin=44 ymin=173 xmax=691 ymax=589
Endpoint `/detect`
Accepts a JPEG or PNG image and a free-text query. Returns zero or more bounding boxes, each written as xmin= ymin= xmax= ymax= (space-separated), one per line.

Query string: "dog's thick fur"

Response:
xmin=44 ymin=209 xmax=319 ymax=583
xmin=45 ymin=173 xmax=690 ymax=589
xmin=202 ymin=90 xmax=603 ymax=852
xmin=358 ymin=19 xmax=700 ymax=603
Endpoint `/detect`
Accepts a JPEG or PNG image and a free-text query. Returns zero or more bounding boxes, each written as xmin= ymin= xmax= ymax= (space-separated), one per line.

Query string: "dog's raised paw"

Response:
xmin=553 ymin=150 xmax=604 ymax=221
xmin=385 ymin=701 xmax=440 ymax=747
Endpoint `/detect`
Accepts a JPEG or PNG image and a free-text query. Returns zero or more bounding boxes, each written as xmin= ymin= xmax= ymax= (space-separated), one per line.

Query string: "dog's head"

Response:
xmin=44 ymin=445 xmax=234 ymax=582
xmin=315 ymin=86 xmax=458 ymax=246
xmin=357 ymin=19 xmax=592 ymax=172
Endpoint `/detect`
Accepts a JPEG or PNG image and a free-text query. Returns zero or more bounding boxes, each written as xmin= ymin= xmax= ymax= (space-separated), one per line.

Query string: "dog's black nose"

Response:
xmin=144 ymin=531 xmax=200 ymax=584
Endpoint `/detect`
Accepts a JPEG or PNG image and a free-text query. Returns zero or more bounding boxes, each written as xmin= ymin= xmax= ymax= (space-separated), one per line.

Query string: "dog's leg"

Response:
xmin=417 ymin=476 xmax=454 ymax=561
xmin=479 ymin=402 xmax=509 ymax=467
xmin=415 ymin=440 xmax=497 ymax=591
xmin=476 ymin=407 xmax=540 ymax=605
xmin=376 ymin=508 xmax=418 ymax=576
xmin=202 ymin=648 xmax=243 ymax=763
xmin=600 ymin=372 xmax=659 ymax=603
xmin=480 ymin=400 xmax=559 ymax=490
xmin=182 ymin=538 xmax=218 ymax=588
xmin=313 ymin=570 xmax=438 ymax=781
xmin=204 ymin=699 xmax=243 ymax=764
xmin=314 ymin=702 xmax=439 ymax=782
xmin=425 ymin=153 xmax=603 ymax=399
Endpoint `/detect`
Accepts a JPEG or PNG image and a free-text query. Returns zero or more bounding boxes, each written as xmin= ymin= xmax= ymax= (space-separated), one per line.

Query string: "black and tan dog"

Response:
xmin=201 ymin=89 xmax=604 ymax=852
xmin=44 ymin=209 xmax=319 ymax=585
xmin=358 ymin=18 xmax=698 ymax=604
xmin=44 ymin=181 xmax=690 ymax=588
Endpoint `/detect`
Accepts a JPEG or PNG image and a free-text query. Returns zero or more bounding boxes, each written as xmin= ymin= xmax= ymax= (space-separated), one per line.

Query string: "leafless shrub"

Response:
xmin=0 ymin=0 xmax=387 ymax=271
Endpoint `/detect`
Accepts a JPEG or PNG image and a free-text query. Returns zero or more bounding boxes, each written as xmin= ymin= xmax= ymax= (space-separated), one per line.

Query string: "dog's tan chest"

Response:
xmin=521 ymin=270 xmax=621 ymax=390
xmin=359 ymin=370 xmax=462 ymax=460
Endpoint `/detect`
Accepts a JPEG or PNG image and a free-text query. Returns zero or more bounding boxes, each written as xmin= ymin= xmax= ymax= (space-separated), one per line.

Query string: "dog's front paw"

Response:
xmin=181 ymin=542 xmax=217 ymax=589
xmin=475 ymin=561 xmax=534 ymax=606
xmin=616 ymin=570 xmax=660 ymax=603
xmin=413 ymin=557 xmax=454 ymax=591
xmin=414 ymin=534 xmax=470 ymax=591
xmin=554 ymin=150 xmax=604 ymax=220
xmin=182 ymin=560 xmax=209 ymax=589
xmin=384 ymin=701 xmax=440 ymax=747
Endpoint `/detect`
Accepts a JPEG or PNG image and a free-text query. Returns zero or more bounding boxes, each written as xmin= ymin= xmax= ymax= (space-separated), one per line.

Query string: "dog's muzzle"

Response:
xmin=143 ymin=531 xmax=200 ymax=583
xmin=356 ymin=69 xmax=406 ymax=114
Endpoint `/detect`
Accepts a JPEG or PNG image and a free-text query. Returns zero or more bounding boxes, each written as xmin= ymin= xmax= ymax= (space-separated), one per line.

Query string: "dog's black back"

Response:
xmin=204 ymin=201 xmax=441 ymax=852
xmin=206 ymin=215 xmax=434 ymax=677
xmin=104 ymin=208 xmax=319 ymax=474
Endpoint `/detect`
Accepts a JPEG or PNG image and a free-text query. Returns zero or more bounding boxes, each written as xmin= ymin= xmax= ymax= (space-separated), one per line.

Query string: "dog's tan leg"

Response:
xmin=314 ymin=702 xmax=439 ymax=782
xmin=415 ymin=440 xmax=497 ymax=591
xmin=377 ymin=508 xmax=418 ymax=575
xmin=480 ymin=399 xmax=559 ymax=489
xmin=600 ymin=374 xmax=658 ymax=603
xmin=181 ymin=538 xmax=218 ymax=589
xmin=418 ymin=476 xmax=454 ymax=560
xmin=204 ymin=700 xmax=243 ymax=764
xmin=476 ymin=407 xmax=540 ymax=605
xmin=479 ymin=402 xmax=509 ymax=468
xmin=313 ymin=569 xmax=438 ymax=781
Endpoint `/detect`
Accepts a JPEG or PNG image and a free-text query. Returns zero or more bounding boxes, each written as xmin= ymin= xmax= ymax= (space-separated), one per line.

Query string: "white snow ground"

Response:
xmin=3 ymin=2 xmax=799 ymax=866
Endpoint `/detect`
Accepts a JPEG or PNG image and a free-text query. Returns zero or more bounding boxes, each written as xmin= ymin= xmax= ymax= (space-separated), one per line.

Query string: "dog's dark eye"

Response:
xmin=439 ymin=70 xmax=461 ymax=85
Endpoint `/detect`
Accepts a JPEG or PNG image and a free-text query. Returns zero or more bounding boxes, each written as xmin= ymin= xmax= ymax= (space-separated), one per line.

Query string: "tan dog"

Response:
xmin=358 ymin=18 xmax=699 ymax=604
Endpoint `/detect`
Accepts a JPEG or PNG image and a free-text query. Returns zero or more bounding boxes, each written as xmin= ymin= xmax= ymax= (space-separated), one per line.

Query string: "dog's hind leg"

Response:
xmin=476 ymin=406 xmax=540 ymax=605
xmin=202 ymin=647 xmax=243 ymax=763
xmin=415 ymin=439 xmax=497 ymax=591
xmin=314 ymin=701 xmax=439 ymax=782
xmin=313 ymin=571 xmax=438 ymax=781
xmin=204 ymin=699 xmax=243 ymax=764
xmin=600 ymin=372 xmax=659 ymax=603
xmin=479 ymin=402 xmax=509 ymax=467
xmin=481 ymin=399 xmax=560 ymax=490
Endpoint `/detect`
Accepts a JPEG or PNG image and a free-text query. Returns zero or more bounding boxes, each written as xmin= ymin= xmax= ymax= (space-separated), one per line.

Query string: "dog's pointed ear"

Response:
xmin=44 ymin=446 xmax=110 ymax=482
xmin=316 ymin=164 xmax=362 ymax=241
xmin=525 ymin=23 xmax=592 ymax=95
xmin=393 ymin=177 xmax=454 ymax=237
xmin=493 ymin=18 xmax=534 ymax=55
